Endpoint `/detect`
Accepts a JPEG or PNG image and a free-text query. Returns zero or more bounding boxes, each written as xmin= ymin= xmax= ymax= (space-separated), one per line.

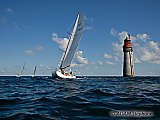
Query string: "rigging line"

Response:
xmin=67 ymin=32 xmax=73 ymax=36
xmin=61 ymin=65 xmax=70 ymax=70
xmin=78 ymin=27 xmax=83 ymax=31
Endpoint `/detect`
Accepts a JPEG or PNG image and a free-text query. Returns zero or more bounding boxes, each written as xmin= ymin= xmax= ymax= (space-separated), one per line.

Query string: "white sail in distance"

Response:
xmin=17 ymin=63 xmax=25 ymax=77
xmin=60 ymin=13 xmax=85 ymax=69
xmin=32 ymin=66 xmax=37 ymax=77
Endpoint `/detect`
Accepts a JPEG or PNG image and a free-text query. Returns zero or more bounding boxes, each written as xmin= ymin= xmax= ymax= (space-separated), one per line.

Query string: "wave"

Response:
xmin=1 ymin=113 xmax=58 ymax=120
xmin=0 ymin=76 xmax=159 ymax=119
xmin=85 ymin=89 xmax=114 ymax=97
xmin=0 ymin=98 xmax=22 ymax=106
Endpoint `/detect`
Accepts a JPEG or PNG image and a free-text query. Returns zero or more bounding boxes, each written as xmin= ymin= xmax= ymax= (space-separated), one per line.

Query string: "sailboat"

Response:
xmin=53 ymin=13 xmax=85 ymax=79
xmin=16 ymin=63 xmax=25 ymax=77
xmin=32 ymin=66 xmax=37 ymax=78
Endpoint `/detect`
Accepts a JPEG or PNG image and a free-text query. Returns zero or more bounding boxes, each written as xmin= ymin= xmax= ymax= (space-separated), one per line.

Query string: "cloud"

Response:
xmin=39 ymin=64 xmax=52 ymax=70
xmin=35 ymin=45 xmax=44 ymax=51
xmin=104 ymin=50 xmax=119 ymax=65
xmin=134 ymin=57 xmax=142 ymax=63
xmin=140 ymin=48 xmax=156 ymax=61
xmin=12 ymin=22 xmax=29 ymax=30
xmin=118 ymin=30 xmax=137 ymax=41
xmin=5 ymin=8 xmax=14 ymax=13
xmin=104 ymin=53 xmax=112 ymax=59
xmin=52 ymin=32 xmax=69 ymax=50
xmin=98 ymin=61 xmax=103 ymax=65
xmin=0 ymin=15 xmax=29 ymax=29
xmin=106 ymin=61 xmax=115 ymax=65
xmin=152 ymin=60 xmax=160 ymax=64
xmin=1 ymin=8 xmax=29 ymax=30
xmin=138 ymin=41 xmax=160 ymax=63
xmin=75 ymin=51 xmax=88 ymax=64
xmin=84 ymin=16 xmax=94 ymax=31
xmin=112 ymin=42 xmax=123 ymax=55
xmin=24 ymin=45 xmax=44 ymax=56
xmin=70 ymin=51 xmax=88 ymax=68
xmin=90 ymin=62 xmax=96 ymax=65
xmin=137 ymin=33 xmax=149 ymax=41
xmin=52 ymin=32 xmax=58 ymax=38
xmin=111 ymin=28 xmax=118 ymax=36
xmin=110 ymin=29 xmax=160 ymax=64
xmin=148 ymin=41 xmax=160 ymax=52
xmin=84 ymin=26 xmax=93 ymax=30
xmin=70 ymin=63 xmax=79 ymax=67
xmin=118 ymin=31 xmax=128 ymax=42
xmin=132 ymin=40 xmax=160 ymax=64
xmin=24 ymin=50 xmax=34 ymax=56
xmin=118 ymin=31 xmax=149 ymax=42
xmin=111 ymin=29 xmax=137 ymax=41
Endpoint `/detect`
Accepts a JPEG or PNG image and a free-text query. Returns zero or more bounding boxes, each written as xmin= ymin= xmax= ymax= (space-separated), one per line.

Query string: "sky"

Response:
xmin=0 ymin=0 xmax=160 ymax=76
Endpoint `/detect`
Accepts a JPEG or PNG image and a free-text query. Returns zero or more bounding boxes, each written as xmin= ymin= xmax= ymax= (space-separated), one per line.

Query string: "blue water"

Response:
xmin=0 ymin=76 xmax=160 ymax=120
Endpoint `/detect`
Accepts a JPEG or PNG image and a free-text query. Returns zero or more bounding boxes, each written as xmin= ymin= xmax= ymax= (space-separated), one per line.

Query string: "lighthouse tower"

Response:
xmin=123 ymin=34 xmax=134 ymax=77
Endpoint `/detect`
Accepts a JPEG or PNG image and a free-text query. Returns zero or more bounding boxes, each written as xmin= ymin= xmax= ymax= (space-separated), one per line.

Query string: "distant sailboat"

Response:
xmin=16 ymin=63 xmax=25 ymax=77
xmin=32 ymin=66 xmax=37 ymax=78
xmin=53 ymin=13 xmax=85 ymax=79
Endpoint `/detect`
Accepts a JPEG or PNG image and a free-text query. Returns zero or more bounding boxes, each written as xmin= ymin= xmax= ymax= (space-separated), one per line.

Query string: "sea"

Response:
xmin=0 ymin=76 xmax=159 ymax=120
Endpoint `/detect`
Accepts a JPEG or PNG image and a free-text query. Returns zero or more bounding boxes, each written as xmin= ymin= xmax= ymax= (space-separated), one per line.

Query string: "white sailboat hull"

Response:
xmin=16 ymin=75 xmax=20 ymax=78
xmin=31 ymin=75 xmax=35 ymax=78
xmin=55 ymin=69 xmax=76 ymax=79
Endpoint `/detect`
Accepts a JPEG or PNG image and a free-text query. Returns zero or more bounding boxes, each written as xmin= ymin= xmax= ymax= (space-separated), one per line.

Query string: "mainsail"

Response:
xmin=60 ymin=13 xmax=85 ymax=69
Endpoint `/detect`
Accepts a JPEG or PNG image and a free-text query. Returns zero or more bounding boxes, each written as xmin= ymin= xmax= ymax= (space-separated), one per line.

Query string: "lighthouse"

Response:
xmin=123 ymin=34 xmax=134 ymax=77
